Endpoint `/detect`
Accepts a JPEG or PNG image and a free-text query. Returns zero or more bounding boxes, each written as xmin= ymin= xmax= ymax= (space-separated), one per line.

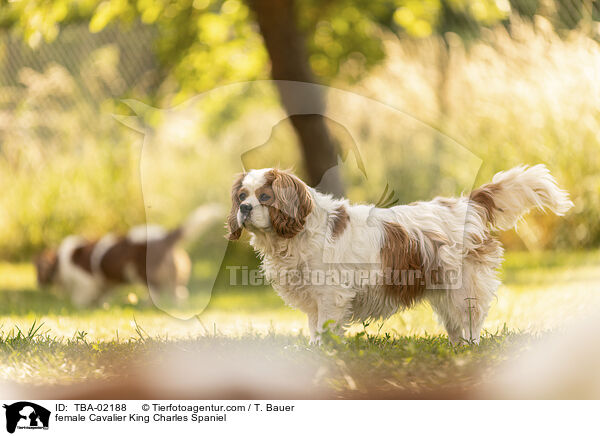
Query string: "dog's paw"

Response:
xmin=309 ymin=336 xmax=322 ymax=346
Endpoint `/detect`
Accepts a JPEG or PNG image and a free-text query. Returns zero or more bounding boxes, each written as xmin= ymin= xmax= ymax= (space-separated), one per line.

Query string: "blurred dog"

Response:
xmin=226 ymin=166 xmax=572 ymax=345
xmin=35 ymin=204 xmax=222 ymax=307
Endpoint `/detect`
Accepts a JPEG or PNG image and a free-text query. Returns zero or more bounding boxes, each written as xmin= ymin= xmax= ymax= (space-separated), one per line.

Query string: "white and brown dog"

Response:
xmin=35 ymin=204 xmax=222 ymax=307
xmin=226 ymin=166 xmax=572 ymax=345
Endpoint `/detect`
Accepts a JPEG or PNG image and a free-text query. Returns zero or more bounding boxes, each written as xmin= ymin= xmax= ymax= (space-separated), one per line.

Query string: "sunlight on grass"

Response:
xmin=0 ymin=262 xmax=36 ymax=291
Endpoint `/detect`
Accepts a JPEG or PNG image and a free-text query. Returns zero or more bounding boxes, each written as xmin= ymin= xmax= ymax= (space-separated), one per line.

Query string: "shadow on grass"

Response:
xmin=0 ymin=288 xmax=77 ymax=316
xmin=0 ymin=283 xmax=287 ymax=317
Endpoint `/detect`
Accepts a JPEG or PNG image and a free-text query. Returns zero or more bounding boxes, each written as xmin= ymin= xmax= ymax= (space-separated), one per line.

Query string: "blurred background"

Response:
xmin=0 ymin=0 xmax=598 ymax=258
xmin=0 ymin=0 xmax=599 ymax=397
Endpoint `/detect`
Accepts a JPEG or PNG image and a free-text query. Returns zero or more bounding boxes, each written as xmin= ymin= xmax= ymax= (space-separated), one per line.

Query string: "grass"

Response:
xmin=1 ymin=250 xmax=600 ymax=397
xmin=0 ymin=318 xmax=527 ymax=397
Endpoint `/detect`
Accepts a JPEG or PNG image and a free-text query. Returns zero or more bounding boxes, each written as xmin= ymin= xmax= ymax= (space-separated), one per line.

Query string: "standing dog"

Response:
xmin=35 ymin=204 xmax=222 ymax=307
xmin=226 ymin=166 xmax=572 ymax=344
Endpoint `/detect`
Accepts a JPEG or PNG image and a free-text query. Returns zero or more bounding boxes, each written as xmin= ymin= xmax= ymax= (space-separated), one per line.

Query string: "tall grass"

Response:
xmin=357 ymin=17 xmax=600 ymax=249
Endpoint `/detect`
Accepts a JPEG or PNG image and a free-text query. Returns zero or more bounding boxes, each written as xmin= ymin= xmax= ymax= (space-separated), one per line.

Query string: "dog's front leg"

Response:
xmin=313 ymin=292 xmax=352 ymax=343
xmin=307 ymin=310 xmax=320 ymax=345
xmin=307 ymin=303 xmax=343 ymax=345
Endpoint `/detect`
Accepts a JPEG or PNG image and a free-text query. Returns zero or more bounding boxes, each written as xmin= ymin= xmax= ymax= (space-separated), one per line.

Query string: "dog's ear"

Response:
xmin=226 ymin=173 xmax=245 ymax=240
xmin=34 ymin=249 xmax=58 ymax=287
xmin=268 ymin=170 xmax=314 ymax=239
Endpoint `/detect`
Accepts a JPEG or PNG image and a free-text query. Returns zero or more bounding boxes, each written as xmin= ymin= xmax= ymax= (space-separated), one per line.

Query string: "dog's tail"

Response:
xmin=469 ymin=164 xmax=573 ymax=231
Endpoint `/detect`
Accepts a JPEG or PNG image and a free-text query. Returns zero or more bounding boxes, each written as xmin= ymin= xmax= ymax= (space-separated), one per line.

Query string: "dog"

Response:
xmin=226 ymin=166 xmax=573 ymax=345
xmin=35 ymin=204 xmax=222 ymax=307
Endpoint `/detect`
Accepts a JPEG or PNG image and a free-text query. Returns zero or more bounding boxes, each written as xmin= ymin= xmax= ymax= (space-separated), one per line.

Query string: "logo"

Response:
xmin=2 ymin=402 xmax=50 ymax=434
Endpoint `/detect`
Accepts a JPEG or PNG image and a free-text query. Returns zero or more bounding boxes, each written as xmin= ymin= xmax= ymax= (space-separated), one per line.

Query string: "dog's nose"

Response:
xmin=240 ymin=203 xmax=253 ymax=215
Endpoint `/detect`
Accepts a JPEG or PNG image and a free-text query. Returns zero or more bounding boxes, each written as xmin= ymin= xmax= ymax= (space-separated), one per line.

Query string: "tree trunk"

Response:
xmin=249 ymin=0 xmax=344 ymax=197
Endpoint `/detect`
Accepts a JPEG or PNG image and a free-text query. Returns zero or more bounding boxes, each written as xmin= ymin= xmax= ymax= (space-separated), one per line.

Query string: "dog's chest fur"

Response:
xmin=249 ymin=198 xmax=391 ymax=317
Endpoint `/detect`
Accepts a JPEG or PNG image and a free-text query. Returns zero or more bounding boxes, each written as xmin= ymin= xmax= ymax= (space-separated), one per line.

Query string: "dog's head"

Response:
xmin=34 ymin=249 xmax=58 ymax=287
xmin=226 ymin=169 xmax=314 ymax=240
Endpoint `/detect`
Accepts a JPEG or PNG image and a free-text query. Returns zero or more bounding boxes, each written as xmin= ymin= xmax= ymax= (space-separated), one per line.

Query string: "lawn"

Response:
xmin=1 ymin=250 xmax=600 ymax=398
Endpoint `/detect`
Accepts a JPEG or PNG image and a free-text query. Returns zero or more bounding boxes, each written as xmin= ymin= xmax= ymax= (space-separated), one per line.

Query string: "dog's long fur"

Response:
xmin=227 ymin=166 xmax=573 ymax=344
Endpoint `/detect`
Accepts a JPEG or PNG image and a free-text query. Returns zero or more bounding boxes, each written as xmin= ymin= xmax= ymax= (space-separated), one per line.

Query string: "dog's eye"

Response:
xmin=259 ymin=193 xmax=271 ymax=203
xmin=239 ymin=192 xmax=247 ymax=201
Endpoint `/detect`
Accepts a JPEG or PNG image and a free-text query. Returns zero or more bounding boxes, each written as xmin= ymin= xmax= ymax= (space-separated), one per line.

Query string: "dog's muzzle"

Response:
xmin=240 ymin=203 xmax=252 ymax=223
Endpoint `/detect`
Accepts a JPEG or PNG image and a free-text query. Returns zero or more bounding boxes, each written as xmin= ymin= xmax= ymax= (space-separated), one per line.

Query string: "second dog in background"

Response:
xmin=35 ymin=204 xmax=223 ymax=307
